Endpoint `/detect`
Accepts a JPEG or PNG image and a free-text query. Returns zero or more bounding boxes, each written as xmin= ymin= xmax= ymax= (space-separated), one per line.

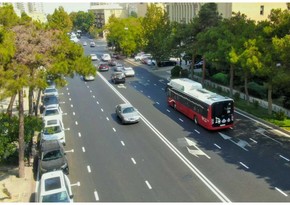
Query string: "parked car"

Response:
xmin=39 ymin=140 xmax=69 ymax=176
xmin=146 ymin=58 xmax=156 ymax=66
xmin=157 ymin=60 xmax=177 ymax=67
xmin=98 ymin=63 xmax=109 ymax=72
xmin=111 ymin=72 xmax=126 ymax=84
xmin=194 ymin=61 xmax=203 ymax=69
xmin=43 ymin=87 xmax=58 ymax=97
xmin=90 ymin=54 xmax=99 ymax=61
xmin=115 ymin=103 xmax=140 ymax=124
xmin=41 ymin=95 xmax=59 ymax=114
xmin=42 ymin=105 xmax=63 ymax=122
xmin=121 ymin=67 xmax=135 ymax=77
xmin=37 ymin=170 xmax=74 ymax=202
xmin=41 ymin=118 xmax=66 ymax=145
xmin=101 ymin=53 xmax=111 ymax=62
xmin=83 ymin=41 xmax=87 ymax=46
xmin=84 ymin=74 xmax=95 ymax=81
xmin=134 ymin=53 xmax=151 ymax=61
xmin=90 ymin=41 xmax=96 ymax=47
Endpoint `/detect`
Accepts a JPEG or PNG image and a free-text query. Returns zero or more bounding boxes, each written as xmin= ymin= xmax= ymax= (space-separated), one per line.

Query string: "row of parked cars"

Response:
xmin=37 ymin=83 xmax=75 ymax=202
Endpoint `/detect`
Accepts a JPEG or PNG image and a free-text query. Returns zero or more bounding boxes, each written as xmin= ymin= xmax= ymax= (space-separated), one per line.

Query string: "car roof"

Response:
xmin=40 ymin=170 xmax=67 ymax=196
xmin=123 ymin=67 xmax=133 ymax=70
xmin=41 ymin=140 xmax=62 ymax=151
xmin=118 ymin=103 xmax=133 ymax=109
xmin=44 ymin=118 xmax=61 ymax=127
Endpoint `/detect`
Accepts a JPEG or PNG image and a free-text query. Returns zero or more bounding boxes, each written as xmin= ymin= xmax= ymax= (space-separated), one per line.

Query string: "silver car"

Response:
xmin=115 ymin=103 xmax=140 ymax=124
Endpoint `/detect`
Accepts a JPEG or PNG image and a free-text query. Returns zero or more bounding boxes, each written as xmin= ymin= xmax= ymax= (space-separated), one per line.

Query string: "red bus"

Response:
xmin=166 ymin=78 xmax=234 ymax=130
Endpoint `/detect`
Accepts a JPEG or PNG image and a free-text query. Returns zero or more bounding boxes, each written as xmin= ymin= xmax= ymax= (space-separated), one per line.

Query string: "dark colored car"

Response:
xmin=40 ymin=95 xmax=59 ymax=114
xmin=39 ymin=140 xmax=69 ymax=176
xmin=157 ymin=60 xmax=177 ymax=67
xmin=111 ymin=72 xmax=126 ymax=84
xmin=98 ymin=63 xmax=109 ymax=72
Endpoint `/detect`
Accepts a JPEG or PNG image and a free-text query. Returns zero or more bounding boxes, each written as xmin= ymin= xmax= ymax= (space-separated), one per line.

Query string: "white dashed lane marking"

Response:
xmin=145 ymin=181 xmax=152 ymax=189
xmin=131 ymin=158 xmax=136 ymax=165
xmin=87 ymin=166 xmax=91 ymax=173
xmin=82 ymin=147 xmax=86 ymax=152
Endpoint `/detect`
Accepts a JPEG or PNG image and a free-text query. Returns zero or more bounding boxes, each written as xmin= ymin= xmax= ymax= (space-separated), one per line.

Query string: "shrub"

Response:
xmin=171 ymin=65 xmax=182 ymax=78
xmin=234 ymin=92 xmax=240 ymax=101
xmin=211 ymin=72 xmax=228 ymax=85
xmin=274 ymin=110 xmax=286 ymax=121
xmin=180 ymin=69 xmax=189 ymax=78
xmin=253 ymin=100 xmax=259 ymax=108
xmin=247 ymin=82 xmax=267 ymax=99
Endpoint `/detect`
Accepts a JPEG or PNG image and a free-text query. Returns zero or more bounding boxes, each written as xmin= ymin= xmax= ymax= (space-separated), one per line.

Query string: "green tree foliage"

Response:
xmin=70 ymin=11 xmax=95 ymax=33
xmin=47 ymin=6 xmax=73 ymax=33
xmin=142 ymin=4 xmax=172 ymax=62
xmin=0 ymin=4 xmax=19 ymax=27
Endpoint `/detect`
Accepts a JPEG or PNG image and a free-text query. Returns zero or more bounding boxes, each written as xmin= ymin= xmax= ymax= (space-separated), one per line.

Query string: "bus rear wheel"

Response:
xmin=194 ymin=116 xmax=198 ymax=124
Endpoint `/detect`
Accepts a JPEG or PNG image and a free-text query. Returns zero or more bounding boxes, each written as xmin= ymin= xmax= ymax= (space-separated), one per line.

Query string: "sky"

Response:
xmin=42 ymin=2 xmax=91 ymax=14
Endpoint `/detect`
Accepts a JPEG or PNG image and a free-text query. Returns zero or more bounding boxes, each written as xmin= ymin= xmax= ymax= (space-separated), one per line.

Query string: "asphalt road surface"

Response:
xmin=55 ymin=36 xmax=290 ymax=202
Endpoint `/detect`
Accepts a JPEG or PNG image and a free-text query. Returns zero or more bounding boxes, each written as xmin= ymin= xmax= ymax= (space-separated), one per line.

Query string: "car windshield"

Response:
xmin=42 ymin=150 xmax=63 ymax=161
xmin=123 ymin=107 xmax=135 ymax=114
xmin=45 ymin=109 xmax=59 ymax=116
xmin=43 ymin=96 xmax=59 ymax=105
xmin=44 ymin=89 xmax=56 ymax=94
xmin=43 ymin=126 xmax=62 ymax=134
xmin=42 ymin=191 xmax=70 ymax=202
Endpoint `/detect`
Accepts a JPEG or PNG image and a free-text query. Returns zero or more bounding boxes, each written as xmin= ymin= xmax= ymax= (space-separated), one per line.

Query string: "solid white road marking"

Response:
xmin=75 ymin=121 xmax=78 ymax=125
xmin=113 ymin=128 xmax=116 ymax=132
xmin=239 ymin=162 xmax=249 ymax=169
xmin=194 ymin=129 xmax=200 ymax=134
xmin=131 ymin=158 xmax=136 ymax=164
xmin=279 ymin=154 xmax=290 ymax=162
xmin=94 ymin=190 xmax=100 ymax=201
xmin=87 ymin=166 xmax=91 ymax=173
xmin=249 ymin=138 xmax=258 ymax=143
xmin=145 ymin=181 xmax=152 ymax=189
xmin=78 ymin=132 xmax=81 ymax=137
xmin=275 ymin=187 xmax=288 ymax=197
xmin=255 ymin=128 xmax=282 ymax=145
xmin=121 ymin=141 xmax=125 ymax=146
xmin=82 ymin=147 xmax=85 ymax=152
xmin=214 ymin=144 xmax=221 ymax=149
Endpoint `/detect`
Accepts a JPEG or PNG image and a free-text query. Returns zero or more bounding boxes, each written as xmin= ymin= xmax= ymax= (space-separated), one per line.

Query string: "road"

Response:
xmin=57 ymin=36 xmax=290 ymax=202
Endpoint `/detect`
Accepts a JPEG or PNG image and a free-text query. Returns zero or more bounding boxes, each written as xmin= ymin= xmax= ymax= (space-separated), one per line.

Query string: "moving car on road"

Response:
xmin=111 ymin=72 xmax=126 ymax=84
xmin=90 ymin=54 xmax=99 ymax=61
xmin=101 ymin=53 xmax=111 ymax=62
xmin=98 ymin=63 xmax=109 ymax=72
xmin=121 ymin=66 xmax=135 ymax=77
xmin=115 ymin=103 xmax=140 ymax=124
xmin=90 ymin=41 xmax=96 ymax=47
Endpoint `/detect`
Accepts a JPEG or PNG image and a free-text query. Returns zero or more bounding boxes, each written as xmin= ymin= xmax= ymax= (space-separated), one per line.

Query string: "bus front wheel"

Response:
xmin=194 ymin=116 xmax=198 ymax=124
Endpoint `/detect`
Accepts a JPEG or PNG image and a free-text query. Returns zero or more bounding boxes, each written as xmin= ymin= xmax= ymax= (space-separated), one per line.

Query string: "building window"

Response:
xmin=260 ymin=5 xmax=264 ymax=15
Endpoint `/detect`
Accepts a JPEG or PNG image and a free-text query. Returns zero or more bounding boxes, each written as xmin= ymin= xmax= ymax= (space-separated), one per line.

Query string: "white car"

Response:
xmin=42 ymin=105 xmax=63 ymax=122
xmin=43 ymin=87 xmax=58 ymax=97
xmin=83 ymin=41 xmax=87 ymax=46
xmin=37 ymin=170 xmax=74 ymax=202
xmin=41 ymin=118 xmax=66 ymax=145
xmin=122 ymin=67 xmax=135 ymax=77
xmin=90 ymin=54 xmax=99 ymax=61
xmin=84 ymin=75 xmax=95 ymax=81
xmin=134 ymin=53 xmax=151 ymax=61
xmin=101 ymin=53 xmax=111 ymax=62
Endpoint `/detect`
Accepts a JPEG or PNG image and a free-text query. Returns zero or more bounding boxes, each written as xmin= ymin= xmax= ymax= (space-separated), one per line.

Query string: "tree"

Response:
xmin=238 ymin=39 xmax=262 ymax=104
xmin=47 ymin=6 xmax=73 ymax=33
xmin=142 ymin=4 xmax=173 ymax=63
xmin=70 ymin=11 xmax=95 ymax=33
xmin=0 ymin=4 xmax=19 ymax=27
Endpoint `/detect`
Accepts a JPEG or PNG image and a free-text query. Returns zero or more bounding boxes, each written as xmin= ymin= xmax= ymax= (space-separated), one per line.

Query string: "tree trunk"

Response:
xmin=6 ymin=93 xmax=17 ymax=118
xmin=244 ymin=73 xmax=249 ymax=104
xmin=202 ymin=56 xmax=205 ymax=86
xmin=229 ymin=64 xmax=234 ymax=98
xmin=35 ymin=89 xmax=42 ymax=116
xmin=268 ymin=84 xmax=273 ymax=115
xmin=28 ymin=87 xmax=34 ymax=116
xmin=18 ymin=88 xmax=25 ymax=178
